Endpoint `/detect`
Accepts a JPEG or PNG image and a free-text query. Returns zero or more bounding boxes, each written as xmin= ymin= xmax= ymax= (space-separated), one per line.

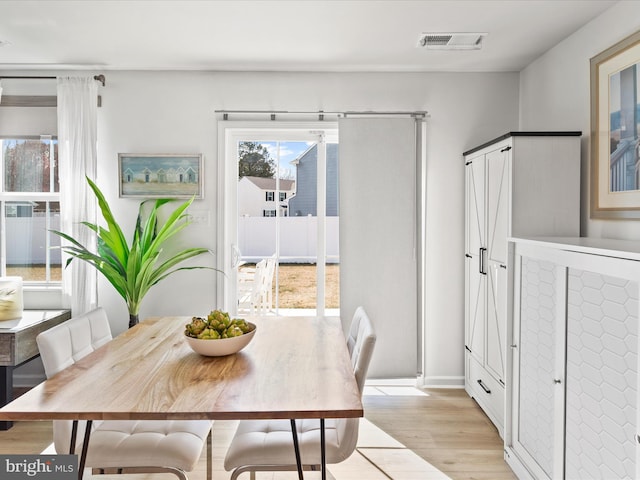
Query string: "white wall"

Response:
xmin=421 ymin=73 xmax=519 ymax=386
xmin=3 ymin=69 xmax=519 ymax=385
xmin=101 ymin=71 xmax=520 ymax=383
xmin=519 ymin=1 xmax=640 ymax=240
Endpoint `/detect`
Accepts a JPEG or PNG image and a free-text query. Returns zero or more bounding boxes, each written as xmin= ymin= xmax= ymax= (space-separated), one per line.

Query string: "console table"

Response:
xmin=0 ymin=309 xmax=71 ymax=430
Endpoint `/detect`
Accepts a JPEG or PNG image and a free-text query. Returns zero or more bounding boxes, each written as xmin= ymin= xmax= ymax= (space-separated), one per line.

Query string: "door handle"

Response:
xmin=231 ymin=244 xmax=242 ymax=268
xmin=477 ymin=379 xmax=491 ymax=394
xmin=479 ymin=247 xmax=487 ymax=275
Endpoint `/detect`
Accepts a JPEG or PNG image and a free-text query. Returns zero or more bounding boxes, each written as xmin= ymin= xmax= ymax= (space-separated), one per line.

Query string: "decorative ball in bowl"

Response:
xmin=184 ymin=310 xmax=256 ymax=357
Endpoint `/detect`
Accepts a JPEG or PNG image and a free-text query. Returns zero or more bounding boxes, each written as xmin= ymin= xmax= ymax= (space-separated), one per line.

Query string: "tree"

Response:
xmin=3 ymin=139 xmax=57 ymax=192
xmin=238 ymin=141 xmax=275 ymax=178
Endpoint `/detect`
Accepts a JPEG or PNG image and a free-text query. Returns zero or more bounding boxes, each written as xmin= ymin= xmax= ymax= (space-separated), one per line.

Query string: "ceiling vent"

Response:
xmin=418 ymin=33 xmax=486 ymax=50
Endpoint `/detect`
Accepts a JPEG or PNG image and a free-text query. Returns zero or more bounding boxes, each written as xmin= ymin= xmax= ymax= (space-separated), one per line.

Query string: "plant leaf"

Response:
xmin=50 ymin=178 xmax=220 ymax=318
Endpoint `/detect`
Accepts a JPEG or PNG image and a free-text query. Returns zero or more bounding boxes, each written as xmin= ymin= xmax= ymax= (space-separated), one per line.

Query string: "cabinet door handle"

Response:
xmin=553 ymin=379 xmax=562 ymax=384
xmin=479 ymin=247 xmax=487 ymax=275
xmin=477 ymin=379 xmax=491 ymax=394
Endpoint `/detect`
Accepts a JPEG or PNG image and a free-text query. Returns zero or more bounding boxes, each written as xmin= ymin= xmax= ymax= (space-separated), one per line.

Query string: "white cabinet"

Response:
xmin=464 ymin=133 xmax=581 ymax=436
xmin=506 ymin=237 xmax=640 ymax=479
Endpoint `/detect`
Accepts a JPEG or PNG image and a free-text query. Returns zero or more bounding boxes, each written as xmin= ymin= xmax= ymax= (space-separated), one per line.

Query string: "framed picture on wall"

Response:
xmin=590 ymin=30 xmax=640 ymax=219
xmin=118 ymin=153 xmax=203 ymax=199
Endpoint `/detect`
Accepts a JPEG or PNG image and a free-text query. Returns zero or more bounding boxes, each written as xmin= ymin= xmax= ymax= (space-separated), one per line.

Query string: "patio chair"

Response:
xmin=36 ymin=307 xmax=213 ymax=480
xmin=259 ymin=255 xmax=276 ymax=312
xmin=223 ymin=306 xmax=376 ymax=480
xmin=237 ymin=255 xmax=276 ymax=314
xmin=237 ymin=259 xmax=266 ymax=314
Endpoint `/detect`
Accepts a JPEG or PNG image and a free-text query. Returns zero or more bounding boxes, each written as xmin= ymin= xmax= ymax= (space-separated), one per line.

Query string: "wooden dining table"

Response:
xmin=0 ymin=315 xmax=363 ymax=480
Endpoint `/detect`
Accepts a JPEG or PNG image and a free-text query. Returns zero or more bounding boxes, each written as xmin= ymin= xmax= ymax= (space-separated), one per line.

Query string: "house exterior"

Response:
xmin=238 ymin=176 xmax=295 ymax=217
xmin=288 ymin=143 xmax=339 ymax=217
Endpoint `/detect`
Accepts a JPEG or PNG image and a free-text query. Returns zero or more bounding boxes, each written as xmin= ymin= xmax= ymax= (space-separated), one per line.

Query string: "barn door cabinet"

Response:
xmin=506 ymin=237 xmax=640 ymax=479
xmin=464 ymin=132 xmax=581 ymax=437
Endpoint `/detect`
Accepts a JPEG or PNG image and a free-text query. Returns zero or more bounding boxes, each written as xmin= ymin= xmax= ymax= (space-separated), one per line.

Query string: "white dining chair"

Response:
xmin=223 ymin=306 xmax=376 ymax=480
xmin=36 ymin=307 xmax=213 ymax=480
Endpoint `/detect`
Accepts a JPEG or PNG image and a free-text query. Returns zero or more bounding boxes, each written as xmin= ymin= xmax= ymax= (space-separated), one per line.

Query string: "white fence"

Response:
xmin=7 ymin=216 xmax=62 ymax=265
xmin=7 ymin=215 xmax=338 ymax=265
xmin=238 ymin=216 xmax=339 ymax=263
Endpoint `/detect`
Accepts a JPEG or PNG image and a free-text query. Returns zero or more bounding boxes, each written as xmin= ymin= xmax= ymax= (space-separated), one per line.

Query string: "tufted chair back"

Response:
xmin=36 ymin=307 xmax=113 ymax=453
xmin=346 ymin=306 xmax=377 ymax=394
xmin=37 ymin=307 xmax=112 ymax=377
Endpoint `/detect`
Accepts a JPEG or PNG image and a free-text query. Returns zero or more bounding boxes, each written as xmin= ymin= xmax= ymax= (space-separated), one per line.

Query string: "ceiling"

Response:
xmin=0 ymin=0 xmax=619 ymax=73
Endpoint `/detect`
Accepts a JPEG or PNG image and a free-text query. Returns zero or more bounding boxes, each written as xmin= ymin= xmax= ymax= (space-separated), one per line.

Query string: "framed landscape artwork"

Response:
xmin=118 ymin=153 xmax=203 ymax=199
xmin=591 ymin=30 xmax=640 ymax=219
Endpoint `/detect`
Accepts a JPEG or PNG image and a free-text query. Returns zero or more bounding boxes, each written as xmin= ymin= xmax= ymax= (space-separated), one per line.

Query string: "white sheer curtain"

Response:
xmin=57 ymin=77 xmax=98 ymax=315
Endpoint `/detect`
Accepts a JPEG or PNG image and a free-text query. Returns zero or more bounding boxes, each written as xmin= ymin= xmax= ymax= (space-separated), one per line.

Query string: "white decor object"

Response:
xmin=464 ymin=132 xmax=581 ymax=436
xmin=506 ymin=237 xmax=640 ymax=479
xmin=0 ymin=276 xmax=23 ymax=321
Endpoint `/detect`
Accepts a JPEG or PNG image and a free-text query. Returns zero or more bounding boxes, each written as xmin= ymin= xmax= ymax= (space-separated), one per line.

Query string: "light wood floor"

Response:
xmin=0 ymin=386 xmax=516 ymax=480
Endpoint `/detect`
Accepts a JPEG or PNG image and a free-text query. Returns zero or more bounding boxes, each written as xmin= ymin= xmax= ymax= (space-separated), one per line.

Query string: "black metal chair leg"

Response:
xmin=69 ymin=420 xmax=78 ymax=454
xmin=290 ymin=419 xmax=304 ymax=479
xmin=320 ymin=418 xmax=326 ymax=480
xmin=77 ymin=420 xmax=92 ymax=480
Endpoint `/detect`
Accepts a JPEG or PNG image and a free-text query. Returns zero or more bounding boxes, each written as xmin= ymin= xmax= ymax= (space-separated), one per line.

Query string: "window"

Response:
xmin=279 ymin=192 xmax=287 ymax=201
xmin=1 ymin=136 xmax=61 ymax=284
xmin=263 ymin=209 xmax=276 ymax=217
xmin=265 ymin=191 xmax=275 ymax=201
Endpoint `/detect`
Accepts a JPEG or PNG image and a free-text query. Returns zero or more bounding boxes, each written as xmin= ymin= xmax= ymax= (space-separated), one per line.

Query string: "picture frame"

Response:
xmin=118 ymin=153 xmax=203 ymax=199
xmin=590 ymin=30 xmax=640 ymax=219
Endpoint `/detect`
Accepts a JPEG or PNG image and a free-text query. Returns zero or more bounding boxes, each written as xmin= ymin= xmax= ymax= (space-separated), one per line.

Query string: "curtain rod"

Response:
xmin=0 ymin=74 xmax=106 ymax=87
xmin=215 ymin=109 xmax=428 ymax=121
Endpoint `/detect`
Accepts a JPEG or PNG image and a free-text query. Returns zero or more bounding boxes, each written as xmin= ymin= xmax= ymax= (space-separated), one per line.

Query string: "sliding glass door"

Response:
xmin=219 ymin=122 xmax=339 ymax=317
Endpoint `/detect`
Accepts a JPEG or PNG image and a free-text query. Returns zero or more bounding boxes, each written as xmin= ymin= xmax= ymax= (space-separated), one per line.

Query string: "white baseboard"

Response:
xmin=367 ymin=376 xmax=465 ymax=389
xmin=366 ymin=378 xmax=419 ymax=386
xmin=417 ymin=375 xmax=464 ymax=389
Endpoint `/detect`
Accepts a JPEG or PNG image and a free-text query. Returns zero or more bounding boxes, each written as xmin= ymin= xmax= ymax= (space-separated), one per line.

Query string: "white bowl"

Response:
xmin=184 ymin=324 xmax=256 ymax=356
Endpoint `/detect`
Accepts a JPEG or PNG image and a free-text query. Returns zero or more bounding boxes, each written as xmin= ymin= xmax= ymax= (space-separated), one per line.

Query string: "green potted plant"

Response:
xmin=53 ymin=177 xmax=215 ymax=328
